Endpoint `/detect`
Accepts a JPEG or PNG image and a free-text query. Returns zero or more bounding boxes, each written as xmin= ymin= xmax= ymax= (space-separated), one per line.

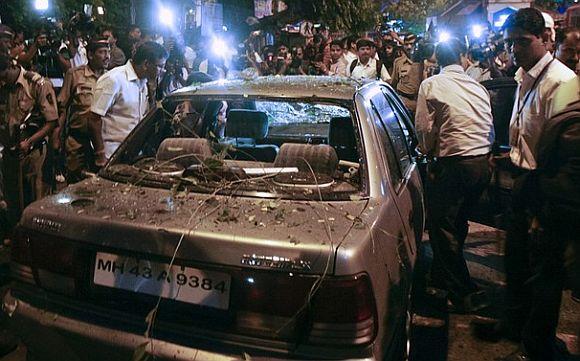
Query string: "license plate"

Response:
xmin=93 ymin=252 xmax=231 ymax=310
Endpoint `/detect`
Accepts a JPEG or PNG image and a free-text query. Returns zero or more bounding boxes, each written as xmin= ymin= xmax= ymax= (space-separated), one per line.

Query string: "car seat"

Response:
xmin=328 ymin=116 xmax=359 ymax=163
xmin=225 ymin=109 xmax=279 ymax=162
xmin=273 ymin=143 xmax=339 ymax=175
xmin=156 ymin=138 xmax=213 ymax=167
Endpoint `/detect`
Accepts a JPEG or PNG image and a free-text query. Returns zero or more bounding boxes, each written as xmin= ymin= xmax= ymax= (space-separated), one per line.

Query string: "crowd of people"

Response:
xmin=0 ymin=6 xmax=578 ymax=360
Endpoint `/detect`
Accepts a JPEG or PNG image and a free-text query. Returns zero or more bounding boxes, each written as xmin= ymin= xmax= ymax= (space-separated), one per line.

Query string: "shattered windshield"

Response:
xmin=103 ymin=96 xmax=364 ymax=201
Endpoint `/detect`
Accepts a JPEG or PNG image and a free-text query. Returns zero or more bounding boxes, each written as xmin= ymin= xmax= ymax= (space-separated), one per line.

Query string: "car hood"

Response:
xmin=21 ymin=177 xmax=373 ymax=275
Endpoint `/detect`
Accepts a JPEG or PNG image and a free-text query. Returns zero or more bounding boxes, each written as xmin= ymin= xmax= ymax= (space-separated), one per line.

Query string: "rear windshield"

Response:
xmin=103 ymin=96 xmax=365 ymax=201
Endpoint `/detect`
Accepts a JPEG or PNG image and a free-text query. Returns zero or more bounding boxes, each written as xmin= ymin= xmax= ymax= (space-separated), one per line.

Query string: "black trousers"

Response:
xmin=426 ymin=154 xmax=491 ymax=302
xmin=505 ymin=173 xmax=568 ymax=360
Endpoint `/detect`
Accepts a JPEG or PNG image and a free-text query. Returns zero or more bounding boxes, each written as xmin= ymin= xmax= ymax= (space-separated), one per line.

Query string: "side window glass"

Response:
xmin=381 ymin=87 xmax=414 ymax=150
xmin=371 ymin=94 xmax=412 ymax=177
xmin=369 ymin=101 xmax=402 ymax=184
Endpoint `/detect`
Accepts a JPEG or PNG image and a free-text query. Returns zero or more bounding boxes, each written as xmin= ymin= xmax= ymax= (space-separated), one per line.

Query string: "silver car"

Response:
xmin=4 ymin=76 xmax=424 ymax=361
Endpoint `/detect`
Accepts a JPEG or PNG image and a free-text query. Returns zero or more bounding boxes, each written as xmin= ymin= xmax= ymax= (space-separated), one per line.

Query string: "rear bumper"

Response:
xmin=2 ymin=287 xmax=376 ymax=361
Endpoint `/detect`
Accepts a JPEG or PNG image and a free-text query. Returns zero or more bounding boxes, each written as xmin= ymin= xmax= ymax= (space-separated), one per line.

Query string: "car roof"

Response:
xmin=170 ymin=75 xmax=365 ymax=101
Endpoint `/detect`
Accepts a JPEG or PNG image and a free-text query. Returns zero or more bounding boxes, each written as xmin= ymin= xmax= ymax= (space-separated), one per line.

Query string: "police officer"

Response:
xmin=57 ymin=37 xmax=110 ymax=183
xmin=390 ymin=34 xmax=422 ymax=115
xmin=0 ymin=25 xmax=14 ymax=56
xmin=0 ymin=52 xmax=58 ymax=223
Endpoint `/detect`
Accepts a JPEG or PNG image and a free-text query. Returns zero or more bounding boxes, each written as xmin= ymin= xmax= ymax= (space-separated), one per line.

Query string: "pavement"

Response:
xmin=0 ymin=222 xmax=578 ymax=360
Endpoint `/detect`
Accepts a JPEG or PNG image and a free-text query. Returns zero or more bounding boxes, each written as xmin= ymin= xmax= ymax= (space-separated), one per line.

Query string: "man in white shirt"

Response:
xmin=346 ymin=39 xmax=391 ymax=82
xmin=320 ymin=39 xmax=348 ymax=77
xmin=479 ymin=8 xmax=577 ymax=361
xmin=415 ymin=37 xmax=494 ymax=314
xmin=88 ymin=41 xmax=168 ymax=166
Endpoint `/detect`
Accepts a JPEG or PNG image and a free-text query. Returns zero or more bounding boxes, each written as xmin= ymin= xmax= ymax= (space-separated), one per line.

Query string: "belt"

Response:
xmin=436 ymin=153 xmax=489 ymax=162
xmin=398 ymin=91 xmax=417 ymax=100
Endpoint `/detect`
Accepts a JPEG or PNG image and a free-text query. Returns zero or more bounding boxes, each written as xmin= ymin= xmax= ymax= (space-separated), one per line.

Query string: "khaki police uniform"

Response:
xmin=58 ymin=64 xmax=102 ymax=182
xmin=0 ymin=67 xmax=58 ymax=218
xmin=391 ymin=54 xmax=422 ymax=114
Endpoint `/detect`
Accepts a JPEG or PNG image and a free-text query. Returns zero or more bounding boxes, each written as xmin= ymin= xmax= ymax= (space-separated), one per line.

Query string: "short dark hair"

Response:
xmin=0 ymin=53 xmax=12 ymax=72
xmin=503 ymin=8 xmax=545 ymax=37
xmin=435 ymin=38 xmax=465 ymax=67
xmin=132 ymin=41 xmax=168 ymax=65
xmin=330 ymin=39 xmax=343 ymax=48
xmin=356 ymin=38 xmax=375 ymax=50
xmin=556 ymin=27 xmax=580 ymax=45
xmin=345 ymin=35 xmax=357 ymax=49
xmin=101 ymin=27 xmax=117 ymax=39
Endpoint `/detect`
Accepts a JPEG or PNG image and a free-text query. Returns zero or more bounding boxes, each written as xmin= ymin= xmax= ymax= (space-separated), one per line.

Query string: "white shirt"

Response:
xmin=550 ymin=76 xmax=580 ymax=118
xmin=329 ymin=57 xmax=348 ymax=77
xmin=346 ymin=57 xmax=391 ymax=82
xmin=91 ymin=60 xmax=149 ymax=158
xmin=465 ymin=62 xmax=492 ymax=82
xmin=415 ymin=64 xmax=494 ymax=157
xmin=509 ymin=53 xmax=576 ymax=170
xmin=344 ymin=51 xmax=357 ymax=65
xmin=70 ymin=40 xmax=88 ymax=69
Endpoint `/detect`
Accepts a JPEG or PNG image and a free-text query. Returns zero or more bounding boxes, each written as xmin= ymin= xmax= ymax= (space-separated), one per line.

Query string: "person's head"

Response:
xmin=435 ymin=37 xmax=466 ymax=68
xmin=346 ymin=36 xmax=357 ymax=52
xmin=384 ymin=40 xmax=396 ymax=56
xmin=318 ymin=24 xmax=330 ymax=42
xmin=101 ymin=28 xmax=118 ymax=46
xmin=132 ymin=41 xmax=168 ymax=82
xmin=0 ymin=52 xmax=19 ymax=85
xmin=356 ymin=38 xmax=374 ymax=63
xmin=542 ymin=12 xmax=556 ymax=52
xmin=330 ymin=39 xmax=344 ymax=61
xmin=292 ymin=46 xmax=304 ymax=60
xmin=0 ymin=25 xmax=14 ymax=55
xmin=556 ymin=28 xmax=579 ymax=73
xmin=277 ymin=43 xmax=289 ymax=58
xmin=128 ymin=25 xmax=141 ymax=42
xmin=503 ymin=8 xmax=548 ymax=71
xmin=35 ymin=29 xmax=49 ymax=48
xmin=404 ymin=33 xmax=417 ymax=54
xmin=87 ymin=37 xmax=111 ymax=71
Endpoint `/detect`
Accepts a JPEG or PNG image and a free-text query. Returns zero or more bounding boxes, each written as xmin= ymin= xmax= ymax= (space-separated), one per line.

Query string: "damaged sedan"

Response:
xmin=4 ymin=76 xmax=424 ymax=361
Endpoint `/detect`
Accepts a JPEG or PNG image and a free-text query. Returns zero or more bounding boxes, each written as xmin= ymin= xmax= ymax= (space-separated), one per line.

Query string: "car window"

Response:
xmin=370 ymin=93 xmax=412 ymax=179
xmin=381 ymin=87 xmax=415 ymax=150
xmin=369 ymin=98 xmax=403 ymax=184
xmin=255 ymin=101 xmax=350 ymax=139
xmin=103 ymin=96 xmax=363 ymax=201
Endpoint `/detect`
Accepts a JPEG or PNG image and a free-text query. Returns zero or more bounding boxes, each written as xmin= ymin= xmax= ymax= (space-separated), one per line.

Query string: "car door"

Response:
xmin=469 ymin=78 xmax=518 ymax=229
xmin=367 ymin=86 xmax=424 ymax=259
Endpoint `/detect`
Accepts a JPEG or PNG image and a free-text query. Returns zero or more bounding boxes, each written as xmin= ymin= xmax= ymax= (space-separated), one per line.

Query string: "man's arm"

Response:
xmin=414 ymin=82 xmax=437 ymax=156
xmin=380 ymin=64 xmax=391 ymax=82
xmin=391 ymin=59 xmax=400 ymax=88
xmin=87 ymin=111 xmax=105 ymax=166
xmin=19 ymin=80 xmax=59 ymax=153
xmin=55 ymin=69 xmax=74 ymax=149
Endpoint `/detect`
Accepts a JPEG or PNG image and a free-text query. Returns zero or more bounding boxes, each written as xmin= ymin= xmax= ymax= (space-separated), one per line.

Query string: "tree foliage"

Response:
xmin=386 ymin=0 xmax=455 ymax=31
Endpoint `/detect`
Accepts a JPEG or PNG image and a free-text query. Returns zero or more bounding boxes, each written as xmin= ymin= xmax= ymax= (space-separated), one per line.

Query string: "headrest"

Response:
xmin=226 ymin=109 xmax=269 ymax=139
xmin=274 ymin=143 xmax=338 ymax=175
xmin=329 ymin=117 xmax=356 ymax=147
xmin=157 ymin=138 xmax=213 ymax=166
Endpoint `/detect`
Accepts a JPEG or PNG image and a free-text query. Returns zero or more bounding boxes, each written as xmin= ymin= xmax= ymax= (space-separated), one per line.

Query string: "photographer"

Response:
xmin=18 ymin=28 xmax=71 ymax=86
xmin=158 ymin=36 xmax=188 ymax=99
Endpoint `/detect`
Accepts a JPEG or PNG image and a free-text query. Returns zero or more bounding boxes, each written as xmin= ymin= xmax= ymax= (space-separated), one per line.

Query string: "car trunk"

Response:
xmin=12 ymin=177 xmax=376 ymax=348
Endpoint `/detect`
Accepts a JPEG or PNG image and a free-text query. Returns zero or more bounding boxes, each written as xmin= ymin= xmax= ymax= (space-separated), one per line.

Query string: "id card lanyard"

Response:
xmin=511 ymin=58 xmax=555 ymax=167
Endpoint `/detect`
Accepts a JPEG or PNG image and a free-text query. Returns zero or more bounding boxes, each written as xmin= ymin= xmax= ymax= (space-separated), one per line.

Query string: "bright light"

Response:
xmin=494 ymin=14 xmax=509 ymax=28
xmin=211 ymin=37 xmax=228 ymax=57
xmin=472 ymin=24 xmax=483 ymax=38
xmin=246 ymin=277 xmax=255 ymax=284
xmin=159 ymin=7 xmax=174 ymax=26
xmin=439 ymin=31 xmax=451 ymax=43
xmin=96 ymin=6 xmax=104 ymax=15
xmin=34 ymin=0 xmax=49 ymax=11
xmin=57 ymin=196 xmax=72 ymax=204
xmin=222 ymin=25 xmax=228 ymax=32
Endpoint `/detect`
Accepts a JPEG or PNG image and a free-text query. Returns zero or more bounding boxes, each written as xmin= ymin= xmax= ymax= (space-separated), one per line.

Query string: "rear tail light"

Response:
xmin=308 ymin=274 xmax=377 ymax=345
xmin=11 ymin=229 xmax=77 ymax=295
xmin=233 ymin=271 xmax=377 ymax=346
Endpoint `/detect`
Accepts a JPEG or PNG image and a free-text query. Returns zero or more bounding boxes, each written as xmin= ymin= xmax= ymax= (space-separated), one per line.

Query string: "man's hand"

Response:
xmin=18 ymin=139 xmax=32 ymax=154
xmin=94 ymin=150 xmax=107 ymax=169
